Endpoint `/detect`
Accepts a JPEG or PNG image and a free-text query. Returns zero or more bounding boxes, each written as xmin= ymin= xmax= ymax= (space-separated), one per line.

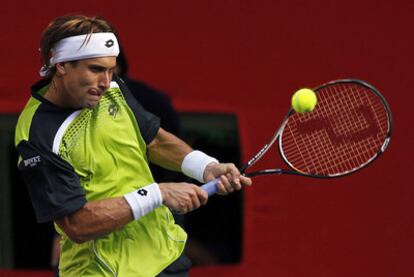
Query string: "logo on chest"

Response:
xmin=108 ymin=104 xmax=119 ymax=118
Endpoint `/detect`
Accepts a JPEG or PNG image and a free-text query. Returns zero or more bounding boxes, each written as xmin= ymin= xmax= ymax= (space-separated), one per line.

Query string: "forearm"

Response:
xmin=147 ymin=128 xmax=192 ymax=171
xmin=56 ymin=197 xmax=133 ymax=243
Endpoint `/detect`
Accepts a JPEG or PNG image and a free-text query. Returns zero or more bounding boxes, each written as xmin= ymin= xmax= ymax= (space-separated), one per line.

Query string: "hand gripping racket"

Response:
xmin=201 ymin=79 xmax=392 ymax=196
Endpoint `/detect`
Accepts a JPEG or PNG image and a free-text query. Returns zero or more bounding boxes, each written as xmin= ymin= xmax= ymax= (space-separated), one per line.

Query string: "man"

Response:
xmin=50 ymin=44 xmax=191 ymax=276
xmin=15 ymin=15 xmax=251 ymax=276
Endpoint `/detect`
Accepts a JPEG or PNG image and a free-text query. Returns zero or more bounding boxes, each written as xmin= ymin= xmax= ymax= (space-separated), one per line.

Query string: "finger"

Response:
xmin=181 ymin=189 xmax=196 ymax=213
xmin=220 ymin=175 xmax=234 ymax=193
xmin=227 ymin=173 xmax=242 ymax=190
xmin=216 ymin=181 xmax=228 ymax=195
xmin=189 ymin=188 xmax=202 ymax=210
xmin=226 ymin=164 xmax=241 ymax=178
xmin=240 ymin=175 xmax=252 ymax=186
xmin=195 ymin=186 xmax=209 ymax=205
xmin=176 ymin=202 xmax=189 ymax=214
xmin=225 ymin=164 xmax=242 ymax=186
xmin=175 ymin=209 xmax=186 ymax=215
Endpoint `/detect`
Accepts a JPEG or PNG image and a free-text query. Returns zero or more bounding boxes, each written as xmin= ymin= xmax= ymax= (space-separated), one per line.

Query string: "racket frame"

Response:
xmin=252 ymin=79 xmax=393 ymax=179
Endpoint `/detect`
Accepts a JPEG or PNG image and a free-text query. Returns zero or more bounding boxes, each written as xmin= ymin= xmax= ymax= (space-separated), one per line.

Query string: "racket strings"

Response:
xmin=281 ymin=82 xmax=390 ymax=176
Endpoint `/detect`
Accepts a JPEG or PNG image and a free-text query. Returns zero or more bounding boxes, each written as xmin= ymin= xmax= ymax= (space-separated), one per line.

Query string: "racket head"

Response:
xmin=279 ymin=79 xmax=392 ymax=178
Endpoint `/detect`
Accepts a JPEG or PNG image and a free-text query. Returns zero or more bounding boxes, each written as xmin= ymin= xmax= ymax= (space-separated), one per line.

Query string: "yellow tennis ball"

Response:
xmin=291 ymin=88 xmax=317 ymax=113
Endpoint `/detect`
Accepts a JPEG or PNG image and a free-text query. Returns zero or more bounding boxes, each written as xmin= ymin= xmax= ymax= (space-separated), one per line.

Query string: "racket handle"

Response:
xmin=201 ymin=178 xmax=220 ymax=196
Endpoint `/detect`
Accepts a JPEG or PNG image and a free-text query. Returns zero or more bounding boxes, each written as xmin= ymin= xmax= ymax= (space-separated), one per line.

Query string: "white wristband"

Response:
xmin=124 ymin=183 xmax=163 ymax=220
xmin=181 ymin=150 xmax=219 ymax=183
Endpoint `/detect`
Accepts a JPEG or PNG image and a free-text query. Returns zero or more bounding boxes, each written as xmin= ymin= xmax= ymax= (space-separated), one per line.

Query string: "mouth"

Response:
xmin=88 ymin=88 xmax=103 ymax=96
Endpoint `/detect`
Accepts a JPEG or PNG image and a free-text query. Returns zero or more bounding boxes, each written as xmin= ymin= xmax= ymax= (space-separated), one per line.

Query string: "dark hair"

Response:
xmin=116 ymin=44 xmax=129 ymax=78
xmin=40 ymin=15 xmax=116 ymax=78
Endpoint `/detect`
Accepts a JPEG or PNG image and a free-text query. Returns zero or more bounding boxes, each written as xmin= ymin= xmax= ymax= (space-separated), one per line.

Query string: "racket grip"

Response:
xmin=201 ymin=178 xmax=220 ymax=196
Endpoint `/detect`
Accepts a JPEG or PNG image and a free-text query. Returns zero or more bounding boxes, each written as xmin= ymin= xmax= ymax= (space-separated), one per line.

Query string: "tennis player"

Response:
xmin=15 ymin=15 xmax=251 ymax=277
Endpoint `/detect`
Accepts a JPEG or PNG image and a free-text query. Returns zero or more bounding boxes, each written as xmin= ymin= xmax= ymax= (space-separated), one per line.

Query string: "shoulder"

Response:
xmin=15 ymin=96 xmax=42 ymax=146
xmin=16 ymin=79 xmax=80 ymax=150
xmin=16 ymin=97 xmax=79 ymax=153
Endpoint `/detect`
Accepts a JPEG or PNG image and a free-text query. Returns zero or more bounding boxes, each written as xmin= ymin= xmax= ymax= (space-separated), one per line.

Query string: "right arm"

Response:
xmin=56 ymin=182 xmax=207 ymax=243
xmin=55 ymin=196 xmax=132 ymax=243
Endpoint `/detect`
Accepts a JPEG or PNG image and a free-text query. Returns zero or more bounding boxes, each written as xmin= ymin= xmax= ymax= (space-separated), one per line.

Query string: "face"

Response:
xmin=56 ymin=56 xmax=117 ymax=109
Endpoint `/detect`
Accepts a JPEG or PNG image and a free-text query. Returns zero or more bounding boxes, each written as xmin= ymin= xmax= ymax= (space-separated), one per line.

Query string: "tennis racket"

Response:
xmin=201 ymin=79 xmax=392 ymax=196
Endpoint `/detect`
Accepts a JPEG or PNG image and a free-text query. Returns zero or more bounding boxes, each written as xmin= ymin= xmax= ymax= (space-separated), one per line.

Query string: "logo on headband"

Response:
xmin=105 ymin=39 xmax=114 ymax=48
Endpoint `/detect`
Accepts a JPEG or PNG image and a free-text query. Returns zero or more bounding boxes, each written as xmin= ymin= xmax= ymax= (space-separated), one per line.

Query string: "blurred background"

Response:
xmin=0 ymin=0 xmax=413 ymax=276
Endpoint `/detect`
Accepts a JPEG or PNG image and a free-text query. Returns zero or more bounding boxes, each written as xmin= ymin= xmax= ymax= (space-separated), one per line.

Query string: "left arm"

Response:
xmin=147 ymin=128 xmax=192 ymax=171
xmin=147 ymin=128 xmax=252 ymax=194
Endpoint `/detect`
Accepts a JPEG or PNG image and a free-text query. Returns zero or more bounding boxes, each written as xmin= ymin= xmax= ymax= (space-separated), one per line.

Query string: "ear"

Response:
xmin=55 ymin=63 xmax=67 ymax=75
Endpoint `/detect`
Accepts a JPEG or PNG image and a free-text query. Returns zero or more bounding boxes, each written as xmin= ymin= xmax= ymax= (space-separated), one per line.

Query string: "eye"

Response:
xmin=89 ymin=65 xmax=105 ymax=73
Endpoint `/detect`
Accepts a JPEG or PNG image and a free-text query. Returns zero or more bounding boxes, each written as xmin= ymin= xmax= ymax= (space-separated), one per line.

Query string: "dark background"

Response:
xmin=0 ymin=1 xmax=413 ymax=276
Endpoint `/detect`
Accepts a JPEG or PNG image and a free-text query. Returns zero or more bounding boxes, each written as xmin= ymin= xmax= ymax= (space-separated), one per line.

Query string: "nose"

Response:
xmin=98 ymin=71 xmax=112 ymax=92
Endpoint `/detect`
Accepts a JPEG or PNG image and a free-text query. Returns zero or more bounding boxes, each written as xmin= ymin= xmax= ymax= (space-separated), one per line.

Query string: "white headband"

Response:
xmin=40 ymin=32 xmax=120 ymax=77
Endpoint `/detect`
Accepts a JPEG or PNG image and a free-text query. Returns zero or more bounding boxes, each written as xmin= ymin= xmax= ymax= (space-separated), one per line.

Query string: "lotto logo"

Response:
xmin=105 ymin=39 xmax=114 ymax=48
xmin=137 ymin=189 xmax=148 ymax=196
xmin=108 ymin=104 xmax=118 ymax=117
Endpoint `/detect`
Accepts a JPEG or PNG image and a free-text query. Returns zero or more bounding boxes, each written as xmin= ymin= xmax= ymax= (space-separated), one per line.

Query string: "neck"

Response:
xmin=44 ymin=78 xmax=73 ymax=108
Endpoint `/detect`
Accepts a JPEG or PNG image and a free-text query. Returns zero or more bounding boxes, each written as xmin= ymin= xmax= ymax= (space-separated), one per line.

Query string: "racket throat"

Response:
xmin=245 ymin=169 xmax=283 ymax=177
